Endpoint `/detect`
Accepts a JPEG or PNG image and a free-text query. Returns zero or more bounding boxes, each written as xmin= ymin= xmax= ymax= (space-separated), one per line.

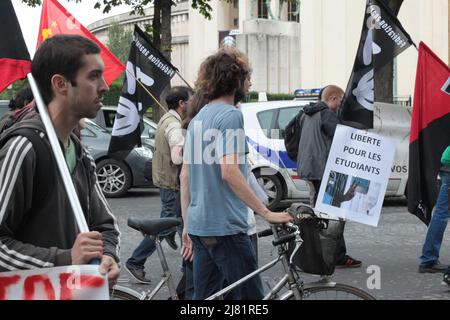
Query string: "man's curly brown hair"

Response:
xmin=194 ymin=48 xmax=250 ymax=101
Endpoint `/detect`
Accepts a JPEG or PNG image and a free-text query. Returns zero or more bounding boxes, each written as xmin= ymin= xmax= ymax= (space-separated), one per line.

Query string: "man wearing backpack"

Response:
xmin=296 ymin=85 xmax=362 ymax=269
xmin=0 ymin=35 xmax=120 ymax=285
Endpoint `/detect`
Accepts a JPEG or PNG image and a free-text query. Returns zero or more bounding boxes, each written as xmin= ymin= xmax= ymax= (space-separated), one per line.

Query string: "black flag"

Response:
xmin=340 ymin=0 xmax=414 ymax=129
xmin=0 ymin=1 xmax=31 ymax=92
xmin=108 ymin=25 xmax=177 ymax=155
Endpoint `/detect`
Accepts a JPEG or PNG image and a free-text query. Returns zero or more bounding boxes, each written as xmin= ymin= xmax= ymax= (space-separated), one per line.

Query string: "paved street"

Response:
xmin=108 ymin=188 xmax=450 ymax=300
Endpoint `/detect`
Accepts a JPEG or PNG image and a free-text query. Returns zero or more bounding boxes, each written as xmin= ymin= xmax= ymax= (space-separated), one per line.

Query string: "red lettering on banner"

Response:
xmin=59 ymin=273 xmax=105 ymax=300
xmin=0 ymin=275 xmax=21 ymax=300
xmin=23 ymin=275 xmax=55 ymax=300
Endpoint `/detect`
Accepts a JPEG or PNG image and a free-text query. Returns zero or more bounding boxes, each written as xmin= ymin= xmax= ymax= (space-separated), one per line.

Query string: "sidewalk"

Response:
xmin=312 ymin=204 xmax=450 ymax=300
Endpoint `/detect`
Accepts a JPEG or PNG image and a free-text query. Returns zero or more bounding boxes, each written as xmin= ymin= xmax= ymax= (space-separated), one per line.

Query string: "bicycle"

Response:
xmin=110 ymin=204 xmax=375 ymax=300
xmin=109 ymin=217 xmax=182 ymax=300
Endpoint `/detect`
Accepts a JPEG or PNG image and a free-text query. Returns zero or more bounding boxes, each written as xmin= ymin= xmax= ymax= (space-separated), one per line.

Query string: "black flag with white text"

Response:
xmin=108 ymin=25 xmax=177 ymax=155
xmin=340 ymin=0 xmax=414 ymax=129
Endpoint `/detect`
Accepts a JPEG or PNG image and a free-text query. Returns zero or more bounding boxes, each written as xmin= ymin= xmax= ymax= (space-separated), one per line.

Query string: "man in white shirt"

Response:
xmin=125 ymin=86 xmax=193 ymax=284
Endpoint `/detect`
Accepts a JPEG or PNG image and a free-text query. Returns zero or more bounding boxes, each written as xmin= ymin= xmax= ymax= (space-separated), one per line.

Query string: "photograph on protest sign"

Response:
xmin=323 ymin=171 xmax=381 ymax=216
xmin=315 ymin=125 xmax=395 ymax=226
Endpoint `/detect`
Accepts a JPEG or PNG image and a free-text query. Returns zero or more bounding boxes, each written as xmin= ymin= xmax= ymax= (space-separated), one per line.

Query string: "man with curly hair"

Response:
xmin=180 ymin=48 xmax=292 ymax=300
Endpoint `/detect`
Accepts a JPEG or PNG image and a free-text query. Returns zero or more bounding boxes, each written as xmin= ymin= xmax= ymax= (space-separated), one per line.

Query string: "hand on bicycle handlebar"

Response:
xmin=261 ymin=209 xmax=294 ymax=224
xmin=181 ymin=228 xmax=193 ymax=262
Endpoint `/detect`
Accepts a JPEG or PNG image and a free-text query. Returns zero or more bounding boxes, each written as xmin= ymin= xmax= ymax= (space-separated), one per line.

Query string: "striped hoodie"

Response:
xmin=0 ymin=109 xmax=120 ymax=271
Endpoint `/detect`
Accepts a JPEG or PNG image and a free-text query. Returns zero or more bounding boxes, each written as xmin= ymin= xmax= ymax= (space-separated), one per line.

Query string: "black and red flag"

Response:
xmin=408 ymin=42 xmax=450 ymax=225
xmin=0 ymin=1 xmax=31 ymax=92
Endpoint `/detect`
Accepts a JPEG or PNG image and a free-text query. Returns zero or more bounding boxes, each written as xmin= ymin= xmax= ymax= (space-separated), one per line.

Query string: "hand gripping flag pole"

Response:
xmin=27 ymin=75 xmax=90 ymax=233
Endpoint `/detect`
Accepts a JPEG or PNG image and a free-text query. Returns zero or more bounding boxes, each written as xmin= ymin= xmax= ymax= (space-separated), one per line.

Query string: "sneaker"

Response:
xmin=418 ymin=261 xmax=448 ymax=273
xmin=164 ymin=233 xmax=178 ymax=250
xmin=124 ymin=265 xmax=151 ymax=284
xmin=442 ymin=273 xmax=450 ymax=286
xmin=335 ymin=255 xmax=362 ymax=269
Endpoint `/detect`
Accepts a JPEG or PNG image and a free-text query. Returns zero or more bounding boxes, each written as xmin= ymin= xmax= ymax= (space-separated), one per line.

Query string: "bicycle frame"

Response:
xmin=112 ymin=215 xmax=374 ymax=300
xmin=117 ymin=235 xmax=179 ymax=300
xmin=153 ymin=236 xmax=178 ymax=300
xmin=205 ymin=224 xmax=304 ymax=300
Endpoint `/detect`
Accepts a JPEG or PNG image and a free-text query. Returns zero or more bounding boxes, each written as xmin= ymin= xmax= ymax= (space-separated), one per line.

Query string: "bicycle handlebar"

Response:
xmin=272 ymin=233 xmax=297 ymax=246
xmin=257 ymin=228 xmax=273 ymax=238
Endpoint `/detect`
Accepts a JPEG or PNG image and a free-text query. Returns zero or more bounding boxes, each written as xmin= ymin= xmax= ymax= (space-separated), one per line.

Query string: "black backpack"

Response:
xmin=0 ymin=105 xmax=54 ymax=211
xmin=284 ymin=110 xmax=305 ymax=161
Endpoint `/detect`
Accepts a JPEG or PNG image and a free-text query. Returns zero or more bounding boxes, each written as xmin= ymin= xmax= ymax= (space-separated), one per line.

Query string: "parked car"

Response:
xmin=0 ymin=102 xmax=153 ymax=197
xmin=241 ymin=100 xmax=411 ymax=210
xmin=0 ymin=100 xmax=9 ymax=116
xmin=81 ymin=119 xmax=154 ymax=197
xmin=92 ymin=105 xmax=157 ymax=147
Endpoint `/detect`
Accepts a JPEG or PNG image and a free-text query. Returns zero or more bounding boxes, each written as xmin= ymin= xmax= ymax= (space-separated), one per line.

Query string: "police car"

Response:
xmin=241 ymin=99 xmax=410 ymax=210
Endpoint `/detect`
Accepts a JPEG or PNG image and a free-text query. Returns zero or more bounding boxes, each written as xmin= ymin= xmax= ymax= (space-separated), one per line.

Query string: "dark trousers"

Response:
xmin=180 ymin=233 xmax=259 ymax=300
xmin=309 ymin=180 xmax=347 ymax=264
xmin=176 ymin=259 xmax=194 ymax=300
xmin=190 ymin=234 xmax=264 ymax=300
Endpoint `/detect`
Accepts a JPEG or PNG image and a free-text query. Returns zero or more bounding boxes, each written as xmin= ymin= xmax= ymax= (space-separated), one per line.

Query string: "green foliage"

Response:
xmin=107 ymin=22 xmax=133 ymax=64
xmin=103 ymin=77 xmax=123 ymax=106
xmin=0 ymin=80 xmax=29 ymax=101
xmin=21 ymin=0 xmax=233 ymax=20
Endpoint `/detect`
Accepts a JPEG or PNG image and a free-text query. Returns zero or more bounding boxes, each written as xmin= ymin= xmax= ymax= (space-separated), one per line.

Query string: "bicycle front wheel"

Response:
xmin=301 ymin=283 xmax=375 ymax=300
xmin=109 ymin=285 xmax=142 ymax=300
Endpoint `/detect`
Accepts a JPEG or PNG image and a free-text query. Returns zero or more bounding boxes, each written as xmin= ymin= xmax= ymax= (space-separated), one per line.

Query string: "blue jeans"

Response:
xmin=126 ymin=188 xmax=181 ymax=269
xmin=183 ymin=234 xmax=258 ymax=300
xmin=190 ymin=234 xmax=264 ymax=300
xmin=159 ymin=188 xmax=182 ymax=237
xmin=181 ymin=259 xmax=194 ymax=300
xmin=420 ymin=170 xmax=450 ymax=266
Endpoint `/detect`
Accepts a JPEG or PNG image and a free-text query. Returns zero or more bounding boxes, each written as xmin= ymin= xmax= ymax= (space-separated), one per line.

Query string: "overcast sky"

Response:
xmin=13 ymin=0 xmax=131 ymax=56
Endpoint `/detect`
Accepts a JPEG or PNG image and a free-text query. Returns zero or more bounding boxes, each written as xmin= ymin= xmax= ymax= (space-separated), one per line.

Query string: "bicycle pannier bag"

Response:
xmin=288 ymin=204 xmax=345 ymax=275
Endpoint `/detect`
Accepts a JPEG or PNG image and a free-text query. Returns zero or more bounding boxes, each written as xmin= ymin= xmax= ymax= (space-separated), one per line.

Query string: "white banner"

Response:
xmin=0 ymin=265 xmax=109 ymax=300
xmin=315 ymin=125 xmax=395 ymax=226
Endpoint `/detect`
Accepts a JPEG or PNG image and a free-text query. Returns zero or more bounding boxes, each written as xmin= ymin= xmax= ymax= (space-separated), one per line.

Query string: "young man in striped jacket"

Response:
xmin=0 ymin=35 xmax=120 ymax=286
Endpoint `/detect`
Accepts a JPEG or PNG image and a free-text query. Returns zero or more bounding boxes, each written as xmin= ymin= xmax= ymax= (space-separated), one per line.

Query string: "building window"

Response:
xmin=258 ymin=0 xmax=268 ymax=19
xmin=288 ymin=0 xmax=300 ymax=22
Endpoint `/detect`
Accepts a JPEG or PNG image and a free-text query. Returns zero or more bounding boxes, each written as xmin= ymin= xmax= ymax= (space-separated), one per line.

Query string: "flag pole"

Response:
xmin=175 ymin=71 xmax=194 ymax=90
xmin=125 ymin=68 xmax=169 ymax=114
xmin=27 ymin=73 xmax=89 ymax=234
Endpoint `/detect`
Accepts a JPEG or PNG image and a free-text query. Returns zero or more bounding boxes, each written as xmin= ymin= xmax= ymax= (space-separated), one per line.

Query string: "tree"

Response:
xmin=21 ymin=0 xmax=232 ymax=120
xmin=21 ymin=0 xmax=230 ymax=54
xmin=107 ymin=22 xmax=133 ymax=64
xmin=374 ymin=0 xmax=404 ymax=103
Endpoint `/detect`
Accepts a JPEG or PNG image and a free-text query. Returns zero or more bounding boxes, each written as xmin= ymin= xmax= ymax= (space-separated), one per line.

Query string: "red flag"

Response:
xmin=408 ymin=42 xmax=450 ymax=225
xmin=0 ymin=1 xmax=31 ymax=92
xmin=36 ymin=0 xmax=125 ymax=85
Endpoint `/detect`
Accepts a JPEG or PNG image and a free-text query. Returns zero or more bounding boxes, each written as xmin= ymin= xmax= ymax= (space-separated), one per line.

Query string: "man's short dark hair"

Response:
xmin=31 ymin=35 xmax=101 ymax=104
xmin=9 ymin=85 xmax=33 ymax=110
xmin=165 ymin=86 xmax=193 ymax=110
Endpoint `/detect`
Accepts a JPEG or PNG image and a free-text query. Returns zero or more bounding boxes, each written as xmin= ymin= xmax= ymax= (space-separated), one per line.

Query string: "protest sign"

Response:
xmin=315 ymin=125 xmax=395 ymax=226
xmin=0 ymin=265 xmax=109 ymax=300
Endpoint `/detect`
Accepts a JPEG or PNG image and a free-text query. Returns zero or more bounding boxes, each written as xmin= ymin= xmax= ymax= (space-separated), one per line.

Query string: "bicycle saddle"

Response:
xmin=127 ymin=217 xmax=182 ymax=236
